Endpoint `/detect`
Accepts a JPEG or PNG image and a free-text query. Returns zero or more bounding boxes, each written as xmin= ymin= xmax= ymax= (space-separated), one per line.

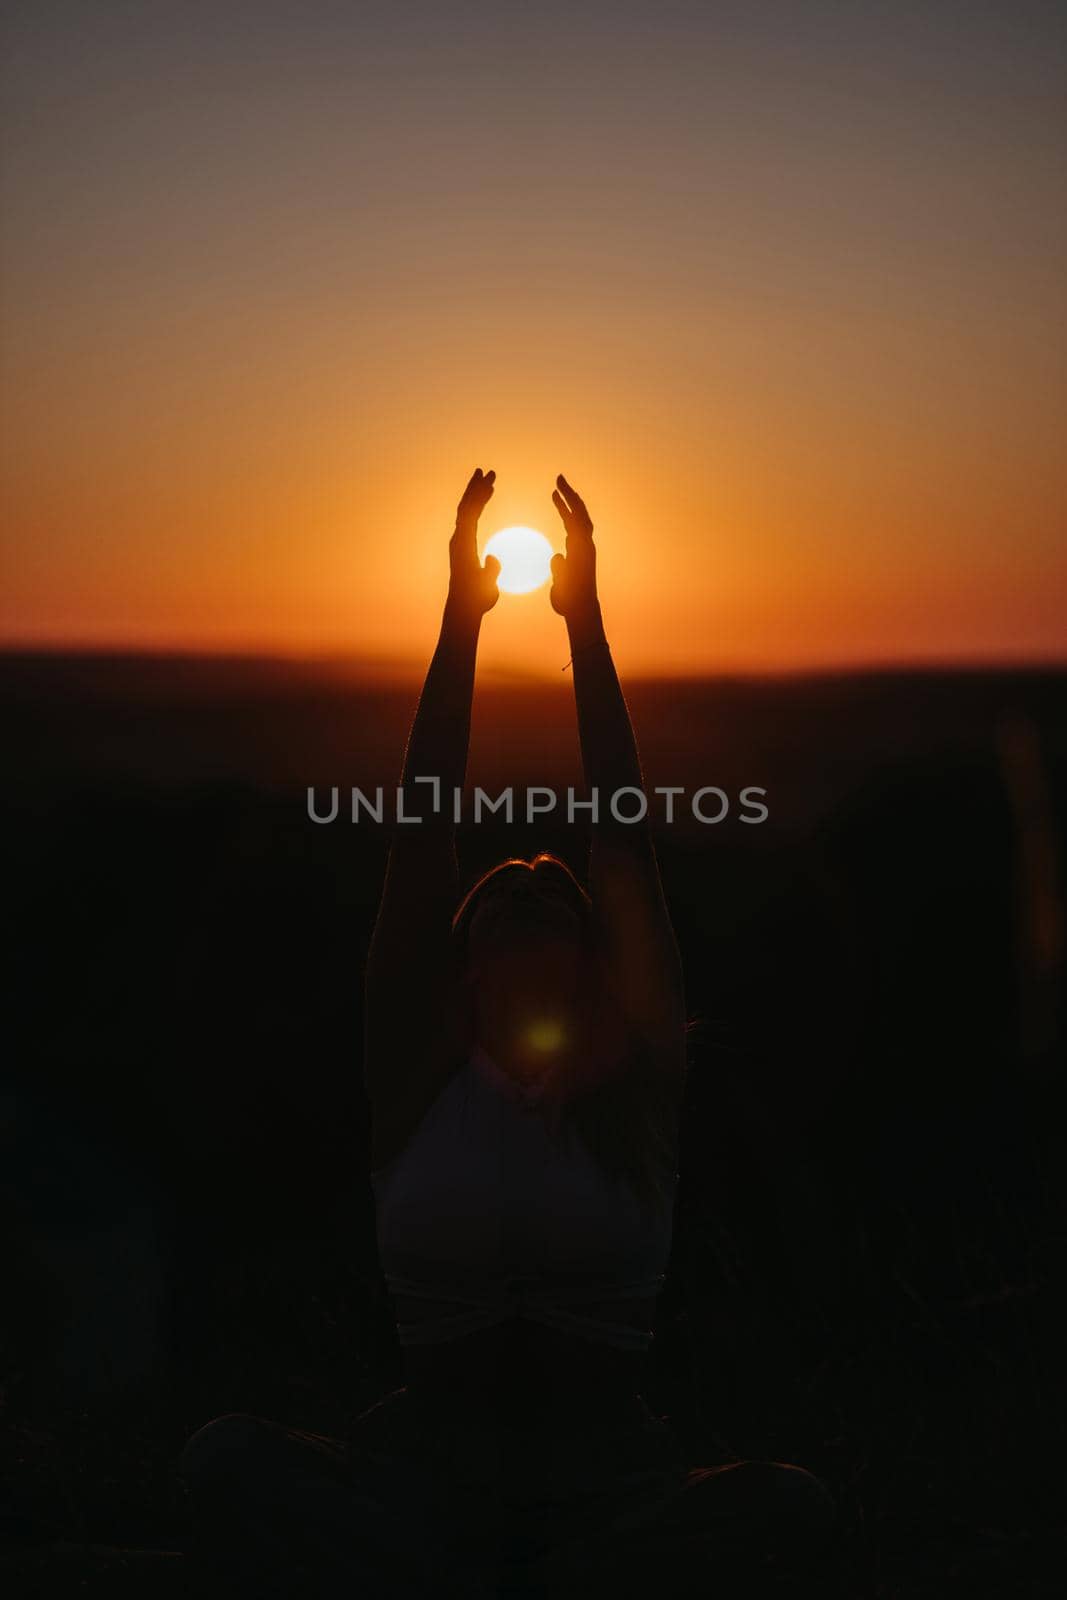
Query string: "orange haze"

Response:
xmin=2 ymin=4 xmax=1065 ymax=676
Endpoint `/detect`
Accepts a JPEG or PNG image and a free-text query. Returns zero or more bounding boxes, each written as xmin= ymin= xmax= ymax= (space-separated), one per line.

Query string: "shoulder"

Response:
xmin=370 ymin=1052 xmax=475 ymax=1177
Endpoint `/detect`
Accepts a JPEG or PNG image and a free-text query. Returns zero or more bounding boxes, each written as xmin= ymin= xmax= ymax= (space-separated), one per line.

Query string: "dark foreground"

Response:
xmin=2 ymin=653 xmax=1065 ymax=1596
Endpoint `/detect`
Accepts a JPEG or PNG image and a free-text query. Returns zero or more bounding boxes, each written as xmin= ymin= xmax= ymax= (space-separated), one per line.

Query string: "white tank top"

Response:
xmin=371 ymin=1047 xmax=676 ymax=1351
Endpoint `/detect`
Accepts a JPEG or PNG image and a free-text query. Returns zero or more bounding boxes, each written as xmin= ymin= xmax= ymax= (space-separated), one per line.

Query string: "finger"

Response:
xmin=557 ymin=474 xmax=587 ymax=517
xmin=557 ymin=477 xmax=592 ymax=536
xmin=458 ymin=470 xmax=481 ymax=511
xmin=463 ymin=468 xmax=494 ymax=512
xmin=483 ymin=554 xmax=501 ymax=581
xmin=456 ymin=469 xmax=488 ymax=536
xmin=549 ymin=555 xmax=567 ymax=616
xmin=551 ymin=488 xmax=571 ymax=526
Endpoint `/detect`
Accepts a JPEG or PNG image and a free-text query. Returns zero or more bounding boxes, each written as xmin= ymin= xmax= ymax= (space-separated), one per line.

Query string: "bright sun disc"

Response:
xmin=483 ymin=525 xmax=554 ymax=595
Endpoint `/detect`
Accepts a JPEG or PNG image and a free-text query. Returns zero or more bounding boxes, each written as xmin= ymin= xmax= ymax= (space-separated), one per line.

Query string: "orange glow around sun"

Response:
xmin=1 ymin=6 xmax=1065 ymax=676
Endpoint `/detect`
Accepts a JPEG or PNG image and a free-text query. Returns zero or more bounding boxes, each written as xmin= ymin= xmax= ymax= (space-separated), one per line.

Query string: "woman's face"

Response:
xmin=465 ymin=862 xmax=585 ymax=963
xmin=462 ymin=862 xmax=592 ymax=1080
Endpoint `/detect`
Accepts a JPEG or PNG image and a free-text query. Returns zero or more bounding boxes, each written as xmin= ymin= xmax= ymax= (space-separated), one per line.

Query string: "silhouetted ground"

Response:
xmin=2 ymin=653 xmax=1065 ymax=1595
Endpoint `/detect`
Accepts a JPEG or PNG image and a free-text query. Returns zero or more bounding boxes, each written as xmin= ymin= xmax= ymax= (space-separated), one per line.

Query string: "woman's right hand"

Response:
xmin=448 ymin=468 xmax=501 ymax=619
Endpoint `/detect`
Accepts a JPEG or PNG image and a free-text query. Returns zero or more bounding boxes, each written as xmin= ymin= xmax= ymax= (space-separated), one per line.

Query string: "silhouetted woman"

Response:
xmin=181 ymin=471 xmax=834 ymax=1597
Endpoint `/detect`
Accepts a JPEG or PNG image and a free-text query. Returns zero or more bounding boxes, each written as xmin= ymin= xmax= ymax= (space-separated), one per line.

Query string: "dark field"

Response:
xmin=2 ymin=652 xmax=1065 ymax=1595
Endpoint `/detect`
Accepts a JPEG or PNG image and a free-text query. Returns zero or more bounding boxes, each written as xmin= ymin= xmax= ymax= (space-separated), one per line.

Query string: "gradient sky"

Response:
xmin=2 ymin=0 xmax=1065 ymax=674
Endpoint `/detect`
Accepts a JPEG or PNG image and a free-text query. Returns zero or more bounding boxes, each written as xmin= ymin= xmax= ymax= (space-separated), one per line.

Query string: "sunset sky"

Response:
xmin=2 ymin=0 xmax=1065 ymax=675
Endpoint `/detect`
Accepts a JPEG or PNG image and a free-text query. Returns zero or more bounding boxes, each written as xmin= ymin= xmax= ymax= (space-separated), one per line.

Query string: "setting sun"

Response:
xmin=484 ymin=527 xmax=555 ymax=596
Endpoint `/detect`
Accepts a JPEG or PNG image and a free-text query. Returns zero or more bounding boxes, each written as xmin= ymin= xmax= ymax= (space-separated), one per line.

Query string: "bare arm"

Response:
xmin=364 ymin=469 xmax=500 ymax=1159
xmin=550 ymin=475 xmax=686 ymax=1073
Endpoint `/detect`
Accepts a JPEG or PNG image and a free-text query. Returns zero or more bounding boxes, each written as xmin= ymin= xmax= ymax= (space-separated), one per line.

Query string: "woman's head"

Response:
xmin=453 ymin=854 xmax=592 ymax=968
xmin=452 ymin=855 xmax=600 ymax=1087
xmin=452 ymin=854 xmax=677 ymax=1211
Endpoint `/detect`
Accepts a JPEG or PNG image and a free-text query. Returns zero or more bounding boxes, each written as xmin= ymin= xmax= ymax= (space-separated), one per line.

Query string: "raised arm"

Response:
xmin=550 ymin=475 xmax=686 ymax=1074
xmin=364 ymin=469 xmax=500 ymax=1160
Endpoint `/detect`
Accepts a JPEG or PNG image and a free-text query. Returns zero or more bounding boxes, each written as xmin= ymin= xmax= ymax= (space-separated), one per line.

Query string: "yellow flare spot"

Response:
xmin=524 ymin=1019 xmax=565 ymax=1053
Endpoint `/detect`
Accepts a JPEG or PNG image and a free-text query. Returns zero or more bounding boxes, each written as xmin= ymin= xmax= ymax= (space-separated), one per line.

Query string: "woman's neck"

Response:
xmin=470 ymin=945 xmax=586 ymax=1089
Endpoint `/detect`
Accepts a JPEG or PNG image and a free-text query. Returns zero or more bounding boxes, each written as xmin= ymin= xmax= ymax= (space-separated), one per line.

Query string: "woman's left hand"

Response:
xmin=549 ymin=474 xmax=600 ymax=627
xmin=448 ymin=468 xmax=501 ymax=619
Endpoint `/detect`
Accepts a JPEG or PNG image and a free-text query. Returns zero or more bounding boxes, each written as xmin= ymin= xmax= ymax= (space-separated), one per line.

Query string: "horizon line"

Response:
xmin=1 ymin=639 xmax=1066 ymax=684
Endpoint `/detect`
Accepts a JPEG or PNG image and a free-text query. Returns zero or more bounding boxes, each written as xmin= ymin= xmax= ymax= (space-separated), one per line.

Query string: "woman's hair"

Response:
xmin=451 ymin=852 xmax=592 ymax=940
xmin=452 ymin=854 xmax=679 ymax=1211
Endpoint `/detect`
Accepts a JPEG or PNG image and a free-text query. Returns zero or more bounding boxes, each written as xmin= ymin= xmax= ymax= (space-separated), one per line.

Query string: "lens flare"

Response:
xmin=524 ymin=1018 xmax=565 ymax=1053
